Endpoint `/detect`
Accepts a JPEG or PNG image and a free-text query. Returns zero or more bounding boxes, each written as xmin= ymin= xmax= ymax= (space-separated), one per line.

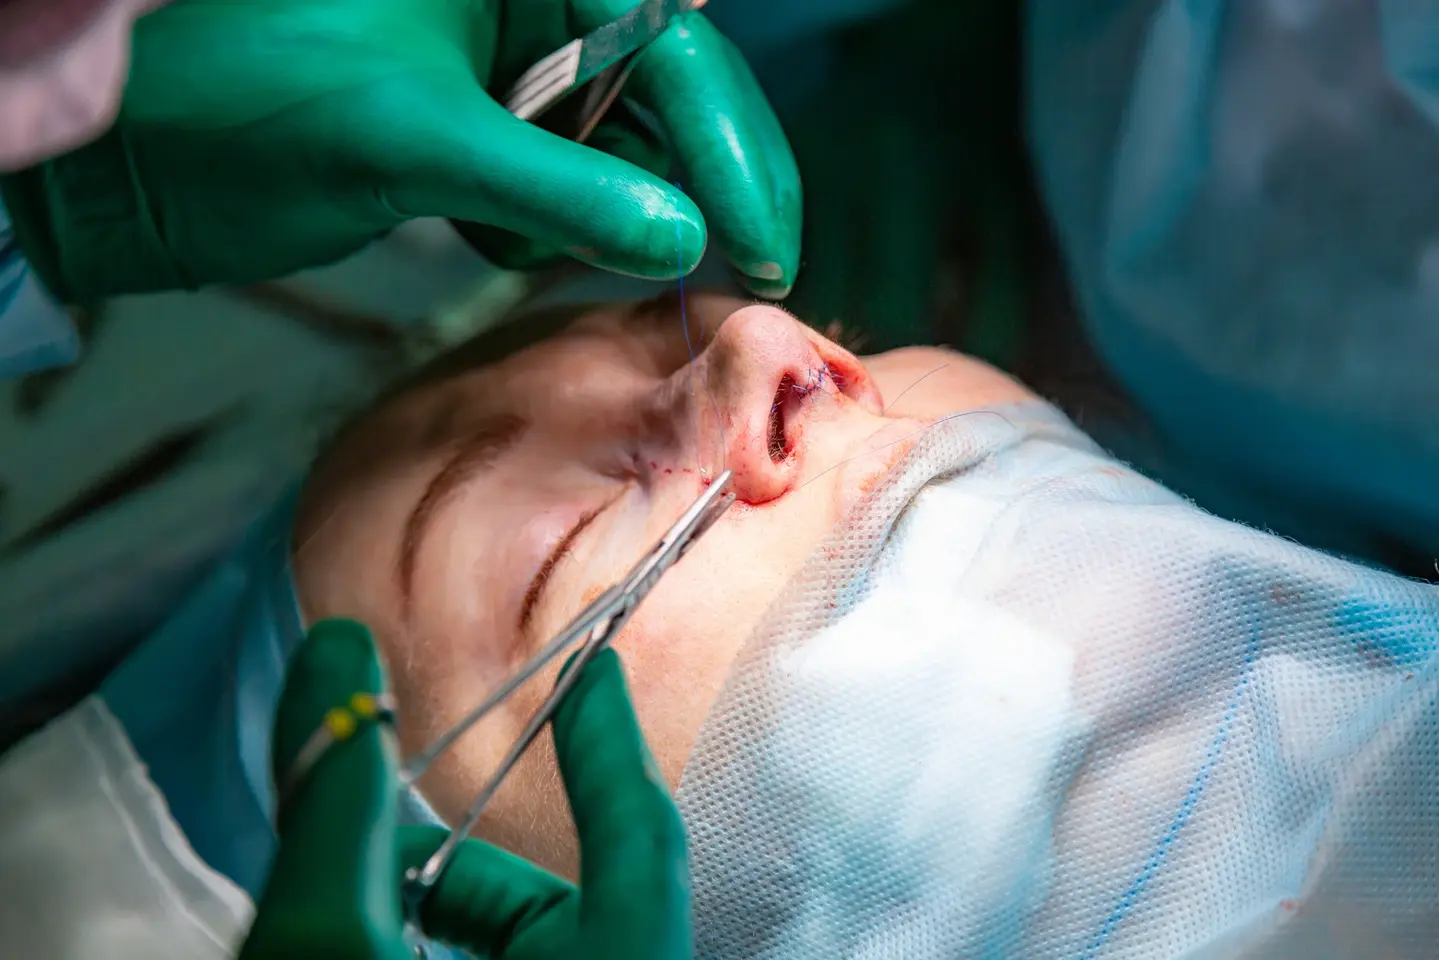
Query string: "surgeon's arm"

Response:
xmin=241 ymin=619 xmax=690 ymax=959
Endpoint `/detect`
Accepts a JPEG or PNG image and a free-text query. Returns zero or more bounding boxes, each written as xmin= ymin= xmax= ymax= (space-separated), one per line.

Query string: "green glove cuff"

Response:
xmin=0 ymin=127 xmax=186 ymax=304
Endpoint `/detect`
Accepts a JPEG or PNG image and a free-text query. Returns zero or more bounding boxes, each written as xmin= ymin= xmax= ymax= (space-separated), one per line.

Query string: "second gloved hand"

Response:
xmin=399 ymin=644 xmax=691 ymax=960
xmin=241 ymin=618 xmax=691 ymax=959
xmin=0 ymin=0 xmax=800 ymax=303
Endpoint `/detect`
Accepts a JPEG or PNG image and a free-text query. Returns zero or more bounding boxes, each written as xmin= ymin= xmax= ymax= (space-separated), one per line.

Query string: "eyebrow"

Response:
xmin=628 ymin=289 xmax=685 ymax=325
xmin=397 ymin=413 xmax=528 ymax=613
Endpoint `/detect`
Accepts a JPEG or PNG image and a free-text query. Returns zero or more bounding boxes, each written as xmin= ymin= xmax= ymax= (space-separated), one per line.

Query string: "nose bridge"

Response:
xmin=708 ymin=307 xmax=810 ymax=382
xmin=652 ymin=306 xmax=804 ymax=423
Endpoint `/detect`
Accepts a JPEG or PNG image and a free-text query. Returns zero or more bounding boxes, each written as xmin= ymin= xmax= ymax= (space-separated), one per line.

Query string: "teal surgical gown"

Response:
xmin=1028 ymin=0 xmax=1439 ymax=565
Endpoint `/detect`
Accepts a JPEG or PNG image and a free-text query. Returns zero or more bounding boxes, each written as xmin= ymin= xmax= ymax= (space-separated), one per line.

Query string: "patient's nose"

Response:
xmin=697 ymin=305 xmax=828 ymax=504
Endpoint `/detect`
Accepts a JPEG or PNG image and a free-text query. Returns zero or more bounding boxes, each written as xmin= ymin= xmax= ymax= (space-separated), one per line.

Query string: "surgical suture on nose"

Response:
xmin=768 ymin=364 xmax=840 ymax=463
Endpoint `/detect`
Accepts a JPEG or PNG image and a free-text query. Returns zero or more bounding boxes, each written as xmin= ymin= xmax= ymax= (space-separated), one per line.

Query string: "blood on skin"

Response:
xmin=854 ymin=465 xmax=886 ymax=499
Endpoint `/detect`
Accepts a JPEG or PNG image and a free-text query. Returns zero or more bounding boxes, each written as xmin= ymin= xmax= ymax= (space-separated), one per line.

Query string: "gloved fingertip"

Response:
xmin=302 ymin=617 xmax=379 ymax=660
xmin=719 ymin=194 xmax=801 ymax=300
xmin=550 ymin=648 xmax=639 ymax=755
xmin=564 ymin=209 xmax=707 ymax=281
xmin=737 ymin=266 xmax=796 ymax=302
xmin=748 ymin=261 xmax=786 ymax=282
xmin=294 ymin=619 xmax=385 ymax=690
xmin=556 ymin=646 xmax=622 ymax=699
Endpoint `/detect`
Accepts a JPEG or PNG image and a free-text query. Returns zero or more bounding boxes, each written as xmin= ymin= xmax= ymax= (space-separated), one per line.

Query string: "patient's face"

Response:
xmin=293 ymin=291 xmax=1033 ymax=875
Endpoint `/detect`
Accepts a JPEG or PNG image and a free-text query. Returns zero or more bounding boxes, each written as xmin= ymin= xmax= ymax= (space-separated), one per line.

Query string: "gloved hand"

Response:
xmin=239 ymin=618 xmax=690 ymax=959
xmin=0 ymin=0 xmax=800 ymax=305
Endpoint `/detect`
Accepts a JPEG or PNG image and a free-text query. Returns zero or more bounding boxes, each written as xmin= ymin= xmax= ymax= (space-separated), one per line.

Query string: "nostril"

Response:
xmin=769 ymin=376 xmax=793 ymax=462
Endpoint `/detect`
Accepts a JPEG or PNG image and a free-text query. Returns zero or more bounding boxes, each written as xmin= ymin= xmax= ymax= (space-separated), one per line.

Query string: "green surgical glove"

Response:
xmin=0 ymin=0 xmax=800 ymax=304
xmin=240 ymin=618 xmax=690 ymax=959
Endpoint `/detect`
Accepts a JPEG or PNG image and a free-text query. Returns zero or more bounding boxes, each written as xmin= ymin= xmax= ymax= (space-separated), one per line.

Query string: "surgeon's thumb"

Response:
xmin=240 ymin=619 xmax=408 ymax=960
xmin=380 ymin=81 xmax=706 ymax=280
xmin=398 ymin=826 xmax=579 ymax=955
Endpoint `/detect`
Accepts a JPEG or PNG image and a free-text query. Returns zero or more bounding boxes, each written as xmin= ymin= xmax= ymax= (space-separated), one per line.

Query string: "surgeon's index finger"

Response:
xmin=551 ymin=649 xmax=692 ymax=957
xmin=625 ymin=13 xmax=803 ymax=298
xmin=372 ymin=74 xmax=706 ymax=280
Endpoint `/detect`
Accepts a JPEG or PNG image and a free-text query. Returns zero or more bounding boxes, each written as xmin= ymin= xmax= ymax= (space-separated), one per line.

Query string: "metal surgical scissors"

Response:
xmin=450 ymin=0 xmax=706 ymax=259
xmin=401 ymin=470 xmax=735 ymax=914
xmin=501 ymin=0 xmax=709 ymax=139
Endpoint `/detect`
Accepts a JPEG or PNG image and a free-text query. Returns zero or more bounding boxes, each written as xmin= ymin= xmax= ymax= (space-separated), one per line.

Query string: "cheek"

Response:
xmin=612 ymin=608 xmax=744 ymax=790
xmin=866 ymin=348 xmax=1035 ymax=418
xmin=604 ymin=528 xmax=808 ymax=787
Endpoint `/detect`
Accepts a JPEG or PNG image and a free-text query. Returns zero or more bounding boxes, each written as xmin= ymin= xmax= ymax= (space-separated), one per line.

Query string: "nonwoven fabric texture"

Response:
xmin=1028 ymin=0 xmax=1439 ymax=559
xmin=676 ymin=401 xmax=1439 ymax=959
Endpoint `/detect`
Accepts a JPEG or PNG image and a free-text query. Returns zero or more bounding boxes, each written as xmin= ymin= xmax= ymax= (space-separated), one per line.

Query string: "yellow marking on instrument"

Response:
xmin=324 ymin=707 xmax=358 ymax=741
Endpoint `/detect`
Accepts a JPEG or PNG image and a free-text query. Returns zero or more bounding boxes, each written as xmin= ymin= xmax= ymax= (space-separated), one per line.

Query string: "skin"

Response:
xmin=0 ymin=0 xmax=166 ymax=171
xmin=292 ymin=292 xmax=1035 ymax=877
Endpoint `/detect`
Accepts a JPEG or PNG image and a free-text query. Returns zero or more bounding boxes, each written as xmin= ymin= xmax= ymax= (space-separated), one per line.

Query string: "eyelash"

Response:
xmin=518 ymin=503 xmax=605 ymax=632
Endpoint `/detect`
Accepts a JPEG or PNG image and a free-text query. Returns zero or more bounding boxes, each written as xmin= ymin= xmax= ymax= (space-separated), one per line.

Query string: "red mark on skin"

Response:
xmin=1280 ymin=900 xmax=1300 ymax=913
xmin=664 ymin=468 xmax=673 ymax=475
xmin=650 ymin=461 xmax=659 ymax=469
xmin=783 ymin=422 xmax=802 ymax=461
xmin=1405 ymin=674 xmax=1415 ymax=681
xmin=725 ymin=497 xmax=788 ymax=515
xmin=854 ymin=467 xmax=887 ymax=499
xmin=733 ymin=490 xmax=792 ymax=509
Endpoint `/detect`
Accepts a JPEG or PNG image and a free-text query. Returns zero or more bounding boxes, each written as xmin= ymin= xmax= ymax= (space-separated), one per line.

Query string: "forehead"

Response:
xmin=374 ymin=293 xmax=723 ymax=443
xmin=418 ymin=304 xmax=651 ymax=417
xmin=411 ymin=289 xmax=745 ymax=404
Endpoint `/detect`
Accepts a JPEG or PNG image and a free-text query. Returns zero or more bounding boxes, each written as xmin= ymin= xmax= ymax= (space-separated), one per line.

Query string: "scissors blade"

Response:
xmin=398 ymin=582 xmax=626 ymax=785
xmin=570 ymin=59 xmax=638 ymax=145
xmin=502 ymin=0 xmax=706 ymax=122
xmin=452 ymin=0 xmax=705 ymax=255
xmin=621 ymin=469 xmax=736 ymax=601
xmin=399 ymin=470 xmax=733 ymax=786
